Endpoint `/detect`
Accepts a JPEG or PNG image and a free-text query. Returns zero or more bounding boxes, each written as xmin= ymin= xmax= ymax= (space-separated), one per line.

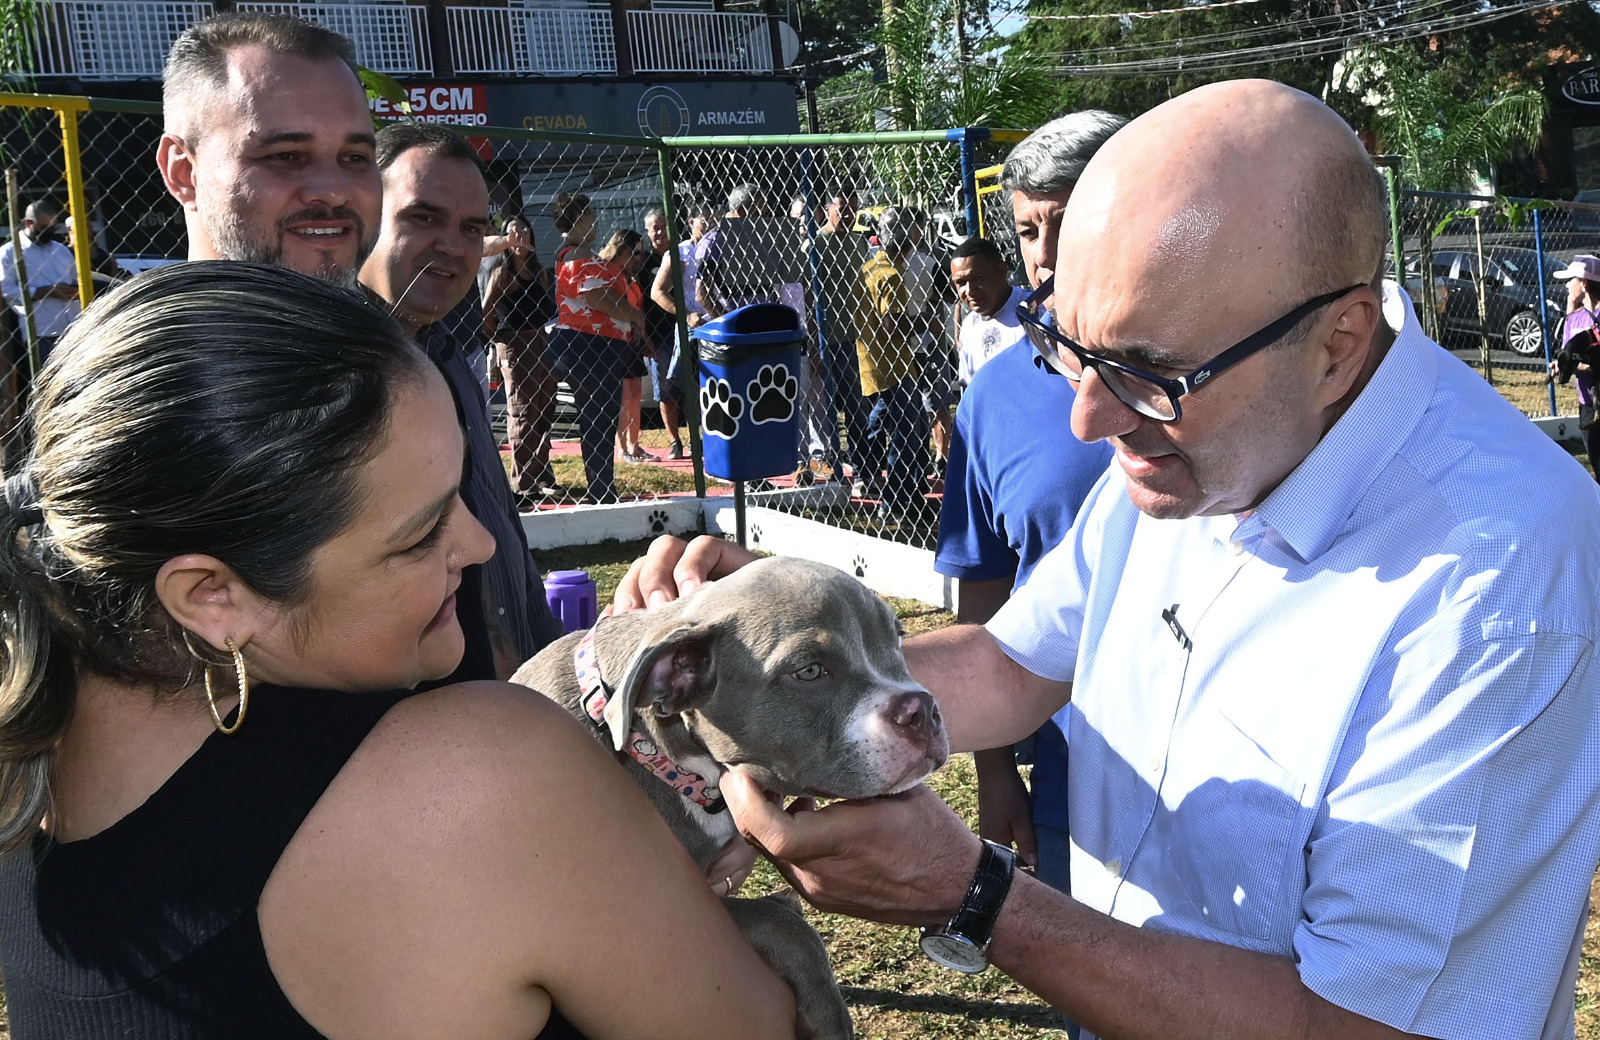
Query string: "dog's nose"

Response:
xmin=888 ymin=690 xmax=941 ymax=739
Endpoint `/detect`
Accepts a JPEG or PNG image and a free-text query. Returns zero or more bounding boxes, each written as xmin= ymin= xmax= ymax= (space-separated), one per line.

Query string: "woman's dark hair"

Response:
xmin=551 ymin=192 xmax=592 ymax=235
xmin=0 ymin=261 xmax=429 ymax=853
xmin=501 ymin=214 xmax=540 ymax=272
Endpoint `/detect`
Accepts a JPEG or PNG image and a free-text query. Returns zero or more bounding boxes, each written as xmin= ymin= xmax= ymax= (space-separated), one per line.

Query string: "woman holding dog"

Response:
xmin=0 ymin=263 xmax=796 ymax=1039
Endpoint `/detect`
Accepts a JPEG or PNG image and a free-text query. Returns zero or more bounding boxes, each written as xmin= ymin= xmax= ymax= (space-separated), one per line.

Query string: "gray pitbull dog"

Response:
xmin=511 ymin=556 xmax=950 ymax=1040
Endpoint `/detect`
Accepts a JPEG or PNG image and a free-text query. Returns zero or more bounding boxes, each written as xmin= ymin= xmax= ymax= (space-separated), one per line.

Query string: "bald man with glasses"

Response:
xmin=621 ymin=79 xmax=1600 ymax=1040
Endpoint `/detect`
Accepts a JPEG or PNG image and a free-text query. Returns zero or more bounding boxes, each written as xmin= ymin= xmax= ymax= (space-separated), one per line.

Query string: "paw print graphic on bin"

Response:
xmin=691 ymin=303 xmax=803 ymax=483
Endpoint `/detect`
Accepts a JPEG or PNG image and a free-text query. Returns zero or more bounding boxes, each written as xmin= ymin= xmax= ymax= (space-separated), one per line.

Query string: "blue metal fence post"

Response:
xmin=1533 ymin=208 xmax=1558 ymax=417
xmin=956 ymin=127 xmax=984 ymax=237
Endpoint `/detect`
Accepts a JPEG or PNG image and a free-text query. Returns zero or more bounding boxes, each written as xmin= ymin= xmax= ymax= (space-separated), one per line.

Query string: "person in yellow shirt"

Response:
xmin=854 ymin=206 xmax=933 ymax=525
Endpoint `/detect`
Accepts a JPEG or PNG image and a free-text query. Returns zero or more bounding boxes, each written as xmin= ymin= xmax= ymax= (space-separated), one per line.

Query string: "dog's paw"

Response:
xmin=648 ymin=508 xmax=670 ymax=535
xmin=852 ymin=554 xmax=867 ymax=579
xmin=699 ymin=377 xmax=744 ymax=439
xmin=746 ymin=363 xmax=798 ymax=424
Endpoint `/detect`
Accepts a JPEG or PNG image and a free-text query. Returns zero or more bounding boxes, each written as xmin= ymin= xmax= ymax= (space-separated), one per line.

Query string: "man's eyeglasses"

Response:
xmin=1016 ymin=277 xmax=1368 ymax=423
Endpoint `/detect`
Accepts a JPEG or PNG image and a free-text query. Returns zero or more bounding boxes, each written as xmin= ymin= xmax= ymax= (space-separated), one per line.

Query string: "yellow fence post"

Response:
xmin=973 ymin=163 xmax=1005 ymax=237
xmin=57 ymin=102 xmax=94 ymax=308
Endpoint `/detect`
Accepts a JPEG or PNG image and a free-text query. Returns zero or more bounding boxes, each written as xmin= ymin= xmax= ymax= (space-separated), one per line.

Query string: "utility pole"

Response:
xmin=881 ymin=0 xmax=900 ymax=130
xmin=882 ymin=0 xmax=899 ymax=79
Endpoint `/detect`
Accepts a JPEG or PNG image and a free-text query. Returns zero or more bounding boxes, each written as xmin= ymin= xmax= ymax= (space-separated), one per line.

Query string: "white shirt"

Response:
xmin=988 ymin=284 xmax=1600 ymax=1039
xmin=677 ymin=239 xmax=703 ymax=316
xmin=957 ymin=286 xmax=1029 ymax=385
xmin=901 ymin=250 xmax=938 ymax=315
xmin=0 ymin=231 xmax=79 ymax=338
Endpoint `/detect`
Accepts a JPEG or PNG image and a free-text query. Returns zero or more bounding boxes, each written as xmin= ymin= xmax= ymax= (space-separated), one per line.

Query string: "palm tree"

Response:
xmin=0 ymin=0 xmax=39 ymax=79
xmin=875 ymin=0 xmax=1059 ymax=133
xmin=1338 ymin=46 xmax=1546 ymax=192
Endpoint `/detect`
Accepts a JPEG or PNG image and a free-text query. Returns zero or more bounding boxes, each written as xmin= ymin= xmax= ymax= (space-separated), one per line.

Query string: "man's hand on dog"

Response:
xmin=613 ymin=535 xmax=758 ymax=613
xmin=722 ymin=769 xmax=980 ymax=928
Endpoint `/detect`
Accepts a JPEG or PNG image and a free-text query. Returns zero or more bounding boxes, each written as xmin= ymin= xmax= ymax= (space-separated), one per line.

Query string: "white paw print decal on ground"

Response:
xmin=746 ymin=363 xmax=798 ymax=424
xmin=700 ymin=377 xmax=743 ymax=439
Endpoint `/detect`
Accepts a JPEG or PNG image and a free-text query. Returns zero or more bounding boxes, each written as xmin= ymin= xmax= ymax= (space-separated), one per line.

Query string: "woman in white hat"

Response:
xmin=1551 ymin=254 xmax=1600 ymax=481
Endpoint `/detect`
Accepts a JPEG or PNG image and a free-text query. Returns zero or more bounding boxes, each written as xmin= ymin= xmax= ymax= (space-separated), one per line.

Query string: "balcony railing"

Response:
xmin=627 ymin=10 xmax=770 ymax=74
xmin=447 ymin=6 xmax=616 ymax=76
xmin=20 ymin=0 xmax=782 ymax=81
xmin=236 ymin=2 xmax=433 ymax=74
xmin=28 ymin=0 xmax=213 ymax=79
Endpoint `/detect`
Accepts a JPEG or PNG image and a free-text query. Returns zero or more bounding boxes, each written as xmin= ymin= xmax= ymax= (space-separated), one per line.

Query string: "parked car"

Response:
xmin=88 ymin=253 xmax=183 ymax=291
xmin=1385 ymin=258 xmax=1450 ymax=318
xmin=1567 ymin=189 xmax=1600 ymax=232
xmin=1409 ymin=246 xmax=1565 ymax=357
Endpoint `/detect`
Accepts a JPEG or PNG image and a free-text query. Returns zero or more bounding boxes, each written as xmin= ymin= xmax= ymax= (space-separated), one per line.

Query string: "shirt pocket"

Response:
xmin=1152 ymin=703 xmax=1309 ymax=950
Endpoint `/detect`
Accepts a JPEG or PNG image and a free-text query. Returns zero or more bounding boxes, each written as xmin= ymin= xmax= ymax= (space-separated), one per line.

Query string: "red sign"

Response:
xmin=370 ymin=84 xmax=489 ymax=125
xmin=369 ymin=84 xmax=493 ymax=159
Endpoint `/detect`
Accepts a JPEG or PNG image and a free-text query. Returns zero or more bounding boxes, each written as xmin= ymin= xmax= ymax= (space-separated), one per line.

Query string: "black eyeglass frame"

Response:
xmin=1016 ymin=276 xmax=1370 ymax=423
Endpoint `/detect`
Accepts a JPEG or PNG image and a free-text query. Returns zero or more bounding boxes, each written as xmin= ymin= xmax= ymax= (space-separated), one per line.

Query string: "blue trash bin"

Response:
xmin=691 ymin=303 xmax=804 ymax=482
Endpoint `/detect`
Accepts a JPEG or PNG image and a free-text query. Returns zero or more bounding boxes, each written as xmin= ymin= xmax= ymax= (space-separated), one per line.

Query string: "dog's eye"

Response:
xmin=793 ymin=663 xmax=825 ymax=681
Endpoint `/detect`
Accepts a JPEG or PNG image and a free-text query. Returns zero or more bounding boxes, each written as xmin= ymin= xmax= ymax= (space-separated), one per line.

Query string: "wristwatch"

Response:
xmin=919 ymin=839 xmax=1017 ymax=973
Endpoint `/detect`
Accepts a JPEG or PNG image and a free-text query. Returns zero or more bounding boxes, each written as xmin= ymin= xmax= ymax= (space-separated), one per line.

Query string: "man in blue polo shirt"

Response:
xmin=935 ymin=116 xmax=1122 ymax=980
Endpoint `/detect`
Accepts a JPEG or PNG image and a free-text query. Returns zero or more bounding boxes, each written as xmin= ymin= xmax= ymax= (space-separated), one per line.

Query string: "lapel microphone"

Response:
xmin=1161 ymin=605 xmax=1192 ymax=651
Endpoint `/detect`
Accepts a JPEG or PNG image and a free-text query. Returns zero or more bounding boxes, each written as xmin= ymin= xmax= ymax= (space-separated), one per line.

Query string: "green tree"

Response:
xmin=1015 ymin=0 xmax=1600 ymax=129
xmin=1338 ymin=47 xmax=1546 ymax=192
xmin=796 ymin=0 xmax=880 ymax=72
xmin=0 ymin=0 xmax=38 ymax=78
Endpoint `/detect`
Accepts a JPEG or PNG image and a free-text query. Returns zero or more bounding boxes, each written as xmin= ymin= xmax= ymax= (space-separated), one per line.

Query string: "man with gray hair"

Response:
xmin=155 ymin=12 xmax=379 ymax=285
xmin=695 ymin=183 xmax=796 ymax=318
xmin=1001 ymin=109 xmax=1126 ymax=289
xmin=935 ymin=113 xmax=1124 ymax=1038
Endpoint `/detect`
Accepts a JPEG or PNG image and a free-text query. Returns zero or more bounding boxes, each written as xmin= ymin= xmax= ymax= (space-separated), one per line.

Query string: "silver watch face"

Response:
xmin=920 ymin=931 xmax=989 ymax=974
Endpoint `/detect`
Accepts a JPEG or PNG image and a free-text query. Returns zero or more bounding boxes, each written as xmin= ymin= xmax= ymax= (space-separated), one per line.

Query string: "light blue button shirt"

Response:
xmin=987 ymin=285 xmax=1600 ymax=1040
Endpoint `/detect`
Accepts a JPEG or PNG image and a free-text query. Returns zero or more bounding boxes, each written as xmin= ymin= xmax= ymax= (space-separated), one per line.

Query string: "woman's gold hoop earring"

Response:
xmin=204 ymin=637 xmax=250 ymax=736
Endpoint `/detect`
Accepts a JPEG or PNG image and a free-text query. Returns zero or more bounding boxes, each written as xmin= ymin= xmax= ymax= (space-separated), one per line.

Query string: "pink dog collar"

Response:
xmin=574 ymin=626 xmax=726 ymax=813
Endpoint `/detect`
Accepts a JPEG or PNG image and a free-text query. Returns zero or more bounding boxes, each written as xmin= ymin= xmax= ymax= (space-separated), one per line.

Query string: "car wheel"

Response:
xmin=1503 ymin=310 xmax=1546 ymax=357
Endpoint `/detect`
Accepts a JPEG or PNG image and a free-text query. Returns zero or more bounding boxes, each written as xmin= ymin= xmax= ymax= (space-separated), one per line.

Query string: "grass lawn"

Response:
xmin=542 ymin=538 xmax=1600 ymax=1040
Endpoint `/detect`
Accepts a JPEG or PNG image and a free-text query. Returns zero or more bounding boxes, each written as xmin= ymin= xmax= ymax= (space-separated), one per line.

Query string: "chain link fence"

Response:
xmin=1391 ymin=186 xmax=1600 ymax=418
xmin=0 ymin=95 xmax=177 ymax=469
xmin=0 ymin=95 xmax=1044 ymax=552
xmin=476 ymin=130 xmax=680 ymax=509
xmin=652 ymin=132 xmax=978 ymax=549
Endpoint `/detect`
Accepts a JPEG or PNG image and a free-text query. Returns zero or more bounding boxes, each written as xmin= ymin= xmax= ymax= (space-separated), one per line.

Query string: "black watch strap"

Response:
xmin=948 ymin=839 xmax=1016 ymax=947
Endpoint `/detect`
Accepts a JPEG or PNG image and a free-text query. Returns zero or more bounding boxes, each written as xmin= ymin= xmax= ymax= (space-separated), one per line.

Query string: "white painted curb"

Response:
xmin=702 ymin=502 xmax=955 ymax=610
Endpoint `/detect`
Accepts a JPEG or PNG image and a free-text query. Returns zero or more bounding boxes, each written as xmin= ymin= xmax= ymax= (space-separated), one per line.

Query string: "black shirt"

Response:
xmin=0 ymin=684 xmax=588 ymax=1039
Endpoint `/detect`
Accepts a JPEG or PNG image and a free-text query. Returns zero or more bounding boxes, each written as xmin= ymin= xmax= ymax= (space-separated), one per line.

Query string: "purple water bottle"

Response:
xmin=544 ymin=570 xmax=598 ymax=634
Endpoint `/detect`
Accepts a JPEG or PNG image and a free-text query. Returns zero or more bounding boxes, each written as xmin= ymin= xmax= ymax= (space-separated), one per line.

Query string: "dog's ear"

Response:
xmin=605 ymin=621 xmax=721 ymax=751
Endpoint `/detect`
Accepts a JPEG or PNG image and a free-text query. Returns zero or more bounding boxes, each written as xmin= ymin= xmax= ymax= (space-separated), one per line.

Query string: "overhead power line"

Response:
xmin=1029 ymin=0 xmax=1467 ymax=61
xmin=1024 ymin=0 xmax=1272 ymax=20
xmin=1025 ymin=0 xmax=1576 ymax=76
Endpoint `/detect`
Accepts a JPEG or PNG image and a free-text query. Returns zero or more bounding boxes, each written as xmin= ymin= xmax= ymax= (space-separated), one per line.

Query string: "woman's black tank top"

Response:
xmin=0 ymin=684 xmax=588 ymax=1040
xmin=496 ymin=257 xmax=556 ymax=332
